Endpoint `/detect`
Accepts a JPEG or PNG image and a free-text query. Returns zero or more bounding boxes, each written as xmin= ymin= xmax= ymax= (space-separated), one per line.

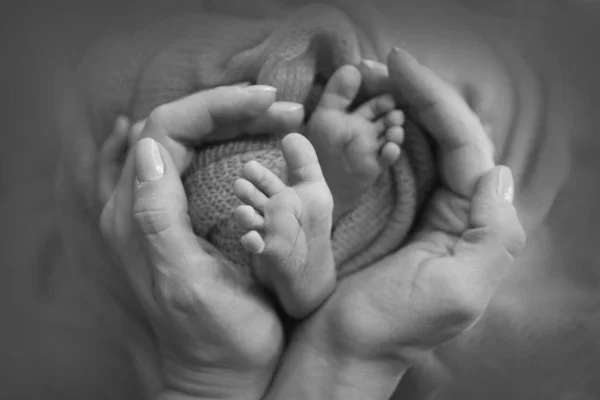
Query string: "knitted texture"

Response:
xmin=125 ymin=5 xmax=437 ymax=277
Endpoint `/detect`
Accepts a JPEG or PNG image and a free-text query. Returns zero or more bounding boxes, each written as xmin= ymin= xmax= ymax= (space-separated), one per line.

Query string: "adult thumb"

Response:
xmin=133 ymin=138 xmax=201 ymax=268
xmin=450 ymin=166 xmax=527 ymax=331
xmin=467 ymin=166 xmax=527 ymax=261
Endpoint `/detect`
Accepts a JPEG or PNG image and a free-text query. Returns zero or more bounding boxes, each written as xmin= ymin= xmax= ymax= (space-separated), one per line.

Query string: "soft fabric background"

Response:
xmin=0 ymin=0 xmax=598 ymax=399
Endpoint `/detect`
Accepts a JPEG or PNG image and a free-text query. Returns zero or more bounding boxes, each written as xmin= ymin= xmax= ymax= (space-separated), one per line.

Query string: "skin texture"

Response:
xmin=3 ymin=1 xmax=597 ymax=399
xmin=98 ymin=48 xmax=525 ymax=400
xmin=232 ymin=65 xmax=405 ymax=319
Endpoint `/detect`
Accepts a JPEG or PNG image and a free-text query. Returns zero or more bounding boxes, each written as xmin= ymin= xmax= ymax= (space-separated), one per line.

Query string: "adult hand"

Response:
xmin=263 ymin=48 xmax=526 ymax=400
xmin=97 ymin=85 xmax=304 ymax=400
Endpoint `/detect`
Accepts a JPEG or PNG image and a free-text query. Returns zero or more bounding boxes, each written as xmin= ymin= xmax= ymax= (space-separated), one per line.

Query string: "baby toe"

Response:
xmin=354 ymin=93 xmax=396 ymax=121
xmin=380 ymin=142 xmax=402 ymax=166
xmin=317 ymin=65 xmax=362 ymax=111
xmin=281 ymin=133 xmax=324 ymax=185
xmin=384 ymin=110 xmax=405 ymax=128
xmin=241 ymin=230 xmax=265 ymax=254
xmin=386 ymin=125 xmax=405 ymax=145
xmin=241 ymin=160 xmax=286 ymax=197
xmin=234 ymin=205 xmax=265 ymax=231
xmin=233 ymin=178 xmax=268 ymax=210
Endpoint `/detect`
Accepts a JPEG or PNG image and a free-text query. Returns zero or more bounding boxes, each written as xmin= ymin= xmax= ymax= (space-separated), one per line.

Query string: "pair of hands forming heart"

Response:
xmin=98 ymin=48 xmax=525 ymax=400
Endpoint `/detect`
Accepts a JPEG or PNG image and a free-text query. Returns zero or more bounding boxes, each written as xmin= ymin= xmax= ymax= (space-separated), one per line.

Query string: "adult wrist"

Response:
xmin=264 ymin=328 xmax=409 ymax=400
xmin=159 ymin=352 xmax=272 ymax=400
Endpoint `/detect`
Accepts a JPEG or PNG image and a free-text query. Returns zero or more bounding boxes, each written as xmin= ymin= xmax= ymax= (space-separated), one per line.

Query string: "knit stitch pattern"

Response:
xmin=125 ymin=5 xmax=437 ymax=276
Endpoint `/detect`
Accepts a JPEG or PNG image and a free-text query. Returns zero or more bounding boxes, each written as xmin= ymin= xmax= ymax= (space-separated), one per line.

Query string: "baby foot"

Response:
xmin=233 ymin=133 xmax=336 ymax=319
xmin=306 ymin=65 xmax=405 ymax=222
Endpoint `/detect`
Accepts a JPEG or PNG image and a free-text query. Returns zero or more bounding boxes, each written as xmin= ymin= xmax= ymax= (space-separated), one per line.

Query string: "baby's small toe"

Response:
xmin=241 ymin=160 xmax=286 ymax=197
xmin=281 ymin=133 xmax=324 ymax=185
xmin=234 ymin=205 xmax=265 ymax=231
xmin=354 ymin=94 xmax=396 ymax=121
xmin=240 ymin=230 xmax=265 ymax=254
xmin=386 ymin=125 xmax=405 ymax=145
xmin=233 ymin=178 xmax=268 ymax=210
xmin=380 ymin=142 xmax=402 ymax=166
xmin=384 ymin=110 xmax=405 ymax=129
xmin=317 ymin=65 xmax=362 ymax=111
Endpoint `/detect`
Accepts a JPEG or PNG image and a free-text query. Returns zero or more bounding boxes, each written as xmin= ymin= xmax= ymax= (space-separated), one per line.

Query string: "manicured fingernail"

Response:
xmin=361 ymin=59 xmax=379 ymax=68
xmin=271 ymin=101 xmax=304 ymax=113
xmin=497 ymin=166 xmax=514 ymax=203
xmin=391 ymin=47 xmax=419 ymax=66
xmin=136 ymin=138 xmax=164 ymax=182
xmin=246 ymin=85 xmax=278 ymax=93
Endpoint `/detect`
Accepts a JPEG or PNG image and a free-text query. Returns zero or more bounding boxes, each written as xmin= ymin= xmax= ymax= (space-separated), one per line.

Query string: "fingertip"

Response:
xmin=380 ymin=142 xmax=401 ymax=166
xmin=388 ymin=47 xmax=420 ymax=72
xmin=241 ymin=85 xmax=279 ymax=110
xmin=129 ymin=119 xmax=147 ymax=147
xmin=476 ymin=165 xmax=515 ymax=204
xmin=385 ymin=110 xmax=405 ymax=127
xmin=241 ymin=231 xmax=265 ymax=254
xmin=497 ymin=166 xmax=515 ymax=204
xmin=135 ymin=138 xmax=164 ymax=184
xmin=359 ymin=58 xmax=388 ymax=76
xmin=234 ymin=204 xmax=265 ymax=231
xmin=241 ymin=160 xmax=264 ymax=182
xmin=246 ymin=85 xmax=278 ymax=94
xmin=101 ymin=115 xmax=131 ymax=157
xmin=246 ymin=102 xmax=305 ymax=136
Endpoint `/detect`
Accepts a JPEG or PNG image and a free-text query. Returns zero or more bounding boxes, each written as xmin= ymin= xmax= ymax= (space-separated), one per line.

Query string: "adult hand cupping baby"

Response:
xmin=98 ymin=85 xmax=304 ymax=400
xmin=97 ymin=48 xmax=526 ymax=400
xmin=263 ymin=48 xmax=527 ymax=400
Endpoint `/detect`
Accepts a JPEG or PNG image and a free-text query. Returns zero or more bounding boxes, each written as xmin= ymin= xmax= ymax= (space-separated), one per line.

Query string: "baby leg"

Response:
xmin=233 ymin=133 xmax=336 ymax=319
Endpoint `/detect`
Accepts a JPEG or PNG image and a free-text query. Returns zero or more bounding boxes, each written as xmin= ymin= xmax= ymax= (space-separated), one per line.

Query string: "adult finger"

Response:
xmin=331 ymin=166 xmax=525 ymax=354
xmin=386 ymin=48 xmax=494 ymax=198
xmin=99 ymin=145 xmax=154 ymax=310
xmin=128 ymin=119 xmax=146 ymax=148
xmin=202 ymin=101 xmax=305 ymax=143
xmin=97 ymin=115 xmax=130 ymax=206
xmin=419 ymin=166 xmax=526 ymax=335
xmin=132 ymin=138 xmax=243 ymax=311
xmin=140 ymin=85 xmax=294 ymax=173
xmin=452 ymin=166 xmax=526 ymax=308
xmin=357 ymin=59 xmax=390 ymax=98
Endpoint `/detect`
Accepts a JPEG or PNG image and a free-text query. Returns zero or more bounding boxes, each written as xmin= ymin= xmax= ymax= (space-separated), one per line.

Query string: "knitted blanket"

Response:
xmin=89 ymin=4 xmax=437 ymax=277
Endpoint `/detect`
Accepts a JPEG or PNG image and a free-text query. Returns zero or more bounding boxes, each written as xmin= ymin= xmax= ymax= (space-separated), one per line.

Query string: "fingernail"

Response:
xmin=246 ymin=85 xmax=278 ymax=93
xmin=271 ymin=101 xmax=304 ymax=113
xmin=496 ymin=166 xmax=514 ymax=203
xmin=361 ymin=59 xmax=379 ymax=68
xmin=136 ymin=138 xmax=164 ymax=182
xmin=391 ymin=47 xmax=419 ymax=66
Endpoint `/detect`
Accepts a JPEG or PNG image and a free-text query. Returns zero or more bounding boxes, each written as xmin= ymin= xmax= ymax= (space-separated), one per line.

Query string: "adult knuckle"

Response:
xmin=133 ymin=200 xmax=181 ymax=236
